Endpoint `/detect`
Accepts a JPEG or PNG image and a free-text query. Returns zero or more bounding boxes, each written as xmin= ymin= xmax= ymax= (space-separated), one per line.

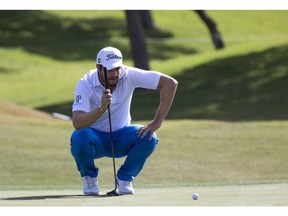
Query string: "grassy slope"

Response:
xmin=0 ymin=11 xmax=288 ymax=186
xmin=134 ymin=39 xmax=288 ymax=121
xmin=2 ymin=38 xmax=288 ymax=121
xmin=0 ymin=105 xmax=288 ymax=186
xmin=1 ymin=10 xmax=288 ymax=116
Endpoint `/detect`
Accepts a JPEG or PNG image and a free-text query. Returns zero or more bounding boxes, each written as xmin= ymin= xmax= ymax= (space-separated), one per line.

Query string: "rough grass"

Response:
xmin=0 ymin=103 xmax=287 ymax=186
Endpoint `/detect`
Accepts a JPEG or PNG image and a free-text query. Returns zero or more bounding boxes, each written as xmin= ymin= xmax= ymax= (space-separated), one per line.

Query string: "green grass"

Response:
xmin=1 ymin=181 xmax=288 ymax=206
xmin=1 ymin=108 xmax=288 ymax=186
xmin=0 ymin=11 xmax=288 ymax=206
xmin=1 ymin=11 xmax=288 ymax=119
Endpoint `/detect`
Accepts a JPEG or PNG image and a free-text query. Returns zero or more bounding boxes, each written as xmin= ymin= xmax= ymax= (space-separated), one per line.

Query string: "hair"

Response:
xmin=96 ymin=64 xmax=103 ymax=70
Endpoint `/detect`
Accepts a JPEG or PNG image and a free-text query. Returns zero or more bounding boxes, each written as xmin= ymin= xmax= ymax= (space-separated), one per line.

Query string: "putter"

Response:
xmin=103 ymin=67 xmax=121 ymax=196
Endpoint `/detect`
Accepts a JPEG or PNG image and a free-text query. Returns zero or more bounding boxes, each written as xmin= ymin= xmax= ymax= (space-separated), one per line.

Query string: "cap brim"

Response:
xmin=105 ymin=62 xmax=123 ymax=70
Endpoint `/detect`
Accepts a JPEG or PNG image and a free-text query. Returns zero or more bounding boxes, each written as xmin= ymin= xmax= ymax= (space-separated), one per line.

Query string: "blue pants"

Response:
xmin=70 ymin=125 xmax=159 ymax=181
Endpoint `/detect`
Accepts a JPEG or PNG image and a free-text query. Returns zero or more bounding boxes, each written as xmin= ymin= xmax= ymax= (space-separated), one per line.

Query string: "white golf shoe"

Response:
xmin=117 ymin=179 xmax=135 ymax=195
xmin=83 ymin=176 xmax=100 ymax=195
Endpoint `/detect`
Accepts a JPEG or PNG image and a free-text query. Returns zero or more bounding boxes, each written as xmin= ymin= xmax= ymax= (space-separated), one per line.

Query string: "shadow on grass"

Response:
xmin=133 ymin=45 xmax=288 ymax=121
xmin=0 ymin=66 xmax=11 ymax=74
xmin=1 ymin=194 xmax=120 ymax=201
xmin=0 ymin=10 xmax=124 ymax=61
xmin=0 ymin=11 xmax=126 ymax=46
xmin=38 ymin=101 xmax=74 ymax=117
xmin=168 ymin=44 xmax=288 ymax=121
xmin=0 ymin=10 xmax=194 ymax=62
xmin=38 ymin=44 xmax=288 ymax=122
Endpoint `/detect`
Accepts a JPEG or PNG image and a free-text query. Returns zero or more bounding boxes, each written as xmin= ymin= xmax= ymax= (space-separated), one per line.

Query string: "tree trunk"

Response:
xmin=125 ymin=10 xmax=150 ymax=70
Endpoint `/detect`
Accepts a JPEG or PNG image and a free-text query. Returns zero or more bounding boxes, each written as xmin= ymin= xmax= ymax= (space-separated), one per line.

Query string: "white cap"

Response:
xmin=96 ymin=46 xmax=123 ymax=70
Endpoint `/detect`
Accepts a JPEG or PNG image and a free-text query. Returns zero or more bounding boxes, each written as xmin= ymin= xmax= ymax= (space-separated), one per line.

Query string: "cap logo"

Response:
xmin=97 ymin=58 xmax=101 ymax=63
xmin=106 ymin=54 xmax=122 ymax=61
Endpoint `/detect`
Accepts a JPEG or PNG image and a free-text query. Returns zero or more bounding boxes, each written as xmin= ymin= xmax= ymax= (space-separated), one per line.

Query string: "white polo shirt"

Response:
xmin=72 ymin=65 xmax=161 ymax=132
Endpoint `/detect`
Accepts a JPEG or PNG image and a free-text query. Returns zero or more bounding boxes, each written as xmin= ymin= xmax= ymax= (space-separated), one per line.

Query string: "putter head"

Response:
xmin=106 ymin=189 xmax=121 ymax=196
xmin=106 ymin=179 xmax=122 ymax=196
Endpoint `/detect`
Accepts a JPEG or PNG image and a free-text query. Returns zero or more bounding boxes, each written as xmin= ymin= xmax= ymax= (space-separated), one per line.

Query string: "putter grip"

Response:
xmin=103 ymin=67 xmax=109 ymax=89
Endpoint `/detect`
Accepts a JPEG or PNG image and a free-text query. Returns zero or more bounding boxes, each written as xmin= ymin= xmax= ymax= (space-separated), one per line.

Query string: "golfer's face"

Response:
xmin=107 ymin=67 xmax=121 ymax=87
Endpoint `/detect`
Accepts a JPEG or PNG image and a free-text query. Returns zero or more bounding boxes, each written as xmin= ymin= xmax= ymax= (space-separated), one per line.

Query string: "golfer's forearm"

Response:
xmin=72 ymin=108 xmax=104 ymax=130
xmin=154 ymin=75 xmax=178 ymax=122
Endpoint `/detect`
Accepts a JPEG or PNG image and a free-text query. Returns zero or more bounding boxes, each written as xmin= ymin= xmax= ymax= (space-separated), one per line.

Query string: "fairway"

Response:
xmin=1 ymin=10 xmax=288 ymax=214
xmin=1 ymin=181 xmax=287 ymax=206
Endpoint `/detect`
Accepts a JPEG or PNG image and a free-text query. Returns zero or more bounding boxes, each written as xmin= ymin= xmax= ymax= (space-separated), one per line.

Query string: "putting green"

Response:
xmin=0 ymin=181 xmax=287 ymax=206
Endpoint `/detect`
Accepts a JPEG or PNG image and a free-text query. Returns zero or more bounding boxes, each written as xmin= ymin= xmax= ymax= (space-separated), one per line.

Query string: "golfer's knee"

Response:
xmin=70 ymin=128 xmax=91 ymax=156
xmin=143 ymin=132 xmax=159 ymax=151
xmin=71 ymin=128 xmax=91 ymax=143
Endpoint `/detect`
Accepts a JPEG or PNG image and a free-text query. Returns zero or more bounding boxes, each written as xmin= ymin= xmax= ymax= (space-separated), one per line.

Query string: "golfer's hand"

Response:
xmin=101 ymin=89 xmax=112 ymax=110
xmin=137 ymin=120 xmax=162 ymax=141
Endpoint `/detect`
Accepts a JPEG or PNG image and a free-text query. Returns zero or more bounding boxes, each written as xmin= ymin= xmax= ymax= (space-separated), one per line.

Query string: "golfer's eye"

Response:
xmin=108 ymin=69 xmax=119 ymax=75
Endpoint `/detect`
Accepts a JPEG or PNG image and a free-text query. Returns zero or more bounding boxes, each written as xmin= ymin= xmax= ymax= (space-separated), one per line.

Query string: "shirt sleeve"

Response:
xmin=127 ymin=67 xmax=162 ymax=89
xmin=72 ymin=79 xmax=91 ymax=112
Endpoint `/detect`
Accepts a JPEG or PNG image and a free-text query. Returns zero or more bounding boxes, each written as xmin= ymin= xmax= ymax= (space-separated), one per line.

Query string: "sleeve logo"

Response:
xmin=75 ymin=95 xmax=82 ymax=105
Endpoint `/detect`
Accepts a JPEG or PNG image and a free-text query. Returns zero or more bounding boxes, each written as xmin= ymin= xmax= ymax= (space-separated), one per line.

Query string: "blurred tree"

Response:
xmin=125 ymin=10 xmax=150 ymax=70
xmin=138 ymin=10 xmax=173 ymax=38
xmin=124 ymin=10 xmax=225 ymax=70
xmin=124 ymin=10 xmax=173 ymax=70
xmin=138 ymin=10 xmax=155 ymax=29
xmin=195 ymin=10 xmax=225 ymax=49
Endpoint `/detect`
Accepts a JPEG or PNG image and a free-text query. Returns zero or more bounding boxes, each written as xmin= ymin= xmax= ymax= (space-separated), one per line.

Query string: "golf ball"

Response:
xmin=192 ymin=193 xmax=199 ymax=200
